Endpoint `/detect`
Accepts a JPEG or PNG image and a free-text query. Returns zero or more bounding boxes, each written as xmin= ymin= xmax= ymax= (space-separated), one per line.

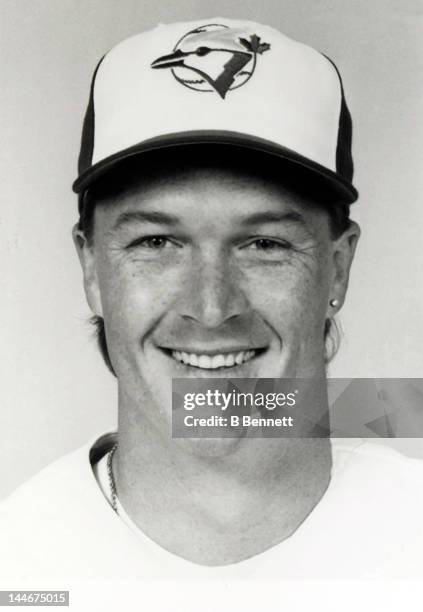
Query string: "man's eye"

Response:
xmin=248 ymin=238 xmax=292 ymax=251
xmin=127 ymin=236 xmax=171 ymax=250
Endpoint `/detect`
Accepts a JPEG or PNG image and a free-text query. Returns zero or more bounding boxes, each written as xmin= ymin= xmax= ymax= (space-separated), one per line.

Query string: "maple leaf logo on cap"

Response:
xmin=151 ymin=23 xmax=271 ymax=99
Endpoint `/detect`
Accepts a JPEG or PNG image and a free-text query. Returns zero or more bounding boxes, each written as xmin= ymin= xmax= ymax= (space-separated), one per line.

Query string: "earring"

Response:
xmin=330 ymin=298 xmax=339 ymax=307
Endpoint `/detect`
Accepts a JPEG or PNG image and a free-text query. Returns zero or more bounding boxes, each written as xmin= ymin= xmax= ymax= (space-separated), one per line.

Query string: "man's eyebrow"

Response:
xmin=111 ymin=210 xmax=180 ymax=231
xmin=239 ymin=211 xmax=309 ymax=227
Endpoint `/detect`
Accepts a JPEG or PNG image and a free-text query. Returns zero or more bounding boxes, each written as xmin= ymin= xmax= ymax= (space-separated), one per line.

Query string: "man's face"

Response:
xmin=75 ymin=162 xmax=358 ymax=431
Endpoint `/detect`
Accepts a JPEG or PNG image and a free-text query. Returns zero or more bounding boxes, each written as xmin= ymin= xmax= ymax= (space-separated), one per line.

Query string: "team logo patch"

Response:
xmin=151 ymin=23 xmax=270 ymax=99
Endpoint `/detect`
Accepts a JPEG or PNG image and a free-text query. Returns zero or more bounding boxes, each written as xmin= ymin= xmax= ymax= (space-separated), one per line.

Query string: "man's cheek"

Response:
xmin=257 ymin=280 xmax=311 ymax=320
xmin=265 ymin=281 xmax=325 ymax=343
xmin=101 ymin=281 xmax=173 ymax=344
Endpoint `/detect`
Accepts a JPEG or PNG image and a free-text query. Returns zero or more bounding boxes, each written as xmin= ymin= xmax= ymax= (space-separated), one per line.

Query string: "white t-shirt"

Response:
xmin=1 ymin=432 xmax=423 ymax=583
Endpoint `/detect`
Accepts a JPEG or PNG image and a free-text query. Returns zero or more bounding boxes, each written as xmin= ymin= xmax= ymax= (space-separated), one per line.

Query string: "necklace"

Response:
xmin=106 ymin=443 xmax=118 ymax=512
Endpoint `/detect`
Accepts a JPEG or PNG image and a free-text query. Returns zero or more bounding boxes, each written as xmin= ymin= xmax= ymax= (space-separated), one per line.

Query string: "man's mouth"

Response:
xmin=160 ymin=348 xmax=266 ymax=370
xmin=172 ymin=349 xmax=256 ymax=369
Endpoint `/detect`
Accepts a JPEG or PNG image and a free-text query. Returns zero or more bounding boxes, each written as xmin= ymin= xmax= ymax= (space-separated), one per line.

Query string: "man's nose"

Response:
xmin=177 ymin=254 xmax=249 ymax=329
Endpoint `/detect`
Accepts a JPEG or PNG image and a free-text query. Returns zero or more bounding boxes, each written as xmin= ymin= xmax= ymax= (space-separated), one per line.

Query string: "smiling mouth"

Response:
xmin=165 ymin=349 xmax=266 ymax=370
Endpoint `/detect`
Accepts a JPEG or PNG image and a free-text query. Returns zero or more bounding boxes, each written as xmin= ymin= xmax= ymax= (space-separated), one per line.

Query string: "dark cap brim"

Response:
xmin=72 ymin=130 xmax=358 ymax=204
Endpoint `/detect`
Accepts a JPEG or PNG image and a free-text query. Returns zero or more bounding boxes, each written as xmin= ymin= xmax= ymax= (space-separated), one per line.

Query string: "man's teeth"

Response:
xmin=171 ymin=350 xmax=256 ymax=369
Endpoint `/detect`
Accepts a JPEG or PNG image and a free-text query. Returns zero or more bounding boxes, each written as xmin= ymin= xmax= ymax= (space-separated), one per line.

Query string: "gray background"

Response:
xmin=1 ymin=0 xmax=422 ymax=498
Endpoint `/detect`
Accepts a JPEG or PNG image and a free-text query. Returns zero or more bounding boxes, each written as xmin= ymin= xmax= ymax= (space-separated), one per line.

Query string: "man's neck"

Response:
xmin=114 ymin=393 xmax=332 ymax=566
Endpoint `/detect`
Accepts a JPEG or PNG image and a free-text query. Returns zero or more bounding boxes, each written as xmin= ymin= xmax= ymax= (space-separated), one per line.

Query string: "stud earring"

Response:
xmin=330 ymin=298 xmax=339 ymax=307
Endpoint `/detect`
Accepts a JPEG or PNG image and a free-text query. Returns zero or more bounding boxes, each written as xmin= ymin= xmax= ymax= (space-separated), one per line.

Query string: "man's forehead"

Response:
xmin=110 ymin=163 xmax=306 ymax=200
xmin=109 ymin=208 xmax=312 ymax=231
xmin=93 ymin=151 xmax=323 ymax=207
xmin=92 ymin=164 xmax=329 ymax=241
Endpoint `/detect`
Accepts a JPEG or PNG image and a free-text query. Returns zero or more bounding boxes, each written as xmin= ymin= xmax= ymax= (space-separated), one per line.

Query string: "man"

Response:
xmin=1 ymin=17 xmax=422 ymax=583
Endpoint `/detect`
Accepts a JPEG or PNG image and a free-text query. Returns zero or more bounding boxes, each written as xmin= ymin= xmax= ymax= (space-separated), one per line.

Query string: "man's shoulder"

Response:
xmin=331 ymin=438 xmax=423 ymax=502
xmin=1 ymin=432 xmax=114 ymax=519
xmin=0 ymin=432 xmax=123 ymax=582
xmin=329 ymin=439 xmax=423 ymax=542
xmin=332 ymin=438 xmax=423 ymax=481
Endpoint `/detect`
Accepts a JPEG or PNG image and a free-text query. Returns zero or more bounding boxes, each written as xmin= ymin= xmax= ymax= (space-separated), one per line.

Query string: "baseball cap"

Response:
xmin=73 ymin=17 xmax=358 ymax=204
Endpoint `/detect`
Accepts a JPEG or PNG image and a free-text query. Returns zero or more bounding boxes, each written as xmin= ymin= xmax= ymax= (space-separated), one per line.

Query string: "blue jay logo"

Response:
xmin=151 ymin=24 xmax=270 ymax=99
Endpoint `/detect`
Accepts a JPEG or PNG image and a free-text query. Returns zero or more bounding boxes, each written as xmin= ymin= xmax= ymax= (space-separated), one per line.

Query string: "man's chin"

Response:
xmin=174 ymin=436 xmax=246 ymax=459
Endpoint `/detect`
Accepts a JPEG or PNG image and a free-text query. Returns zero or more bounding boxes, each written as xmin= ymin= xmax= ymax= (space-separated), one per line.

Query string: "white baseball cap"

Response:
xmin=73 ymin=17 xmax=358 ymax=204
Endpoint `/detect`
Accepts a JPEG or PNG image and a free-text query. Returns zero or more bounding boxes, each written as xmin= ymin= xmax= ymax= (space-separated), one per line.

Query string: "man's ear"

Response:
xmin=72 ymin=224 xmax=103 ymax=317
xmin=327 ymin=220 xmax=360 ymax=316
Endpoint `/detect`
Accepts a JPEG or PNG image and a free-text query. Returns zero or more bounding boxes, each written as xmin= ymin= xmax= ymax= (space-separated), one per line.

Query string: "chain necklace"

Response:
xmin=106 ymin=443 xmax=118 ymax=512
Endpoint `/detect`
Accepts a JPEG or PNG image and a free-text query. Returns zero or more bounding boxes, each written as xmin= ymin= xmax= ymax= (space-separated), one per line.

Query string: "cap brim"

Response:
xmin=72 ymin=130 xmax=358 ymax=204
